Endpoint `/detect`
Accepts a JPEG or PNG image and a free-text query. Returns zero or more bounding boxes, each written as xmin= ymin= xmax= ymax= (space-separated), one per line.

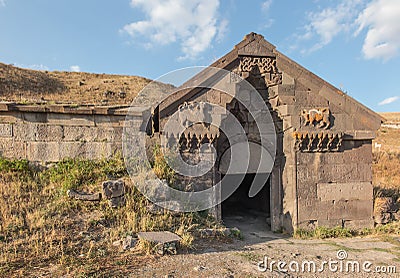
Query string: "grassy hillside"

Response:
xmin=373 ymin=113 xmax=400 ymax=196
xmin=0 ymin=63 xmax=174 ymax=105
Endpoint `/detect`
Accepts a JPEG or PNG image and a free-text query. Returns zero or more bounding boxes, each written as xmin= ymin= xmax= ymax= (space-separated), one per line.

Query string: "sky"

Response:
xmin=0 ymin=0 xmax=399 ymax=112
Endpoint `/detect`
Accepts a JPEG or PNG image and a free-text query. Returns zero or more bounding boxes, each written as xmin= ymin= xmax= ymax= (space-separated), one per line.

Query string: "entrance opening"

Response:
xmin=221 ymin=173 xmax=271 ymax=230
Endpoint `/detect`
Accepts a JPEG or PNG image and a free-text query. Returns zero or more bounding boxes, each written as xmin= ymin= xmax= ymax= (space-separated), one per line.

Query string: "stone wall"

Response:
xmin=0 ymin=103 xmax=150 ymax=162
xmin=270 ymin=68 xmax=378 ymax=231
xmin=296 ymin=141 xmax=374 ymax=229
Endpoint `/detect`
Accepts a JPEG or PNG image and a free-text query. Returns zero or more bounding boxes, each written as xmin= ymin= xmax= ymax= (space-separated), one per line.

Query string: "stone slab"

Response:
xmin=317 ymin=182 xmax=372 ymax=201
xmin=47 ymin=113 xmax=95 ymax=126
xmin=137 ymin=231 xmax=181 ymax=244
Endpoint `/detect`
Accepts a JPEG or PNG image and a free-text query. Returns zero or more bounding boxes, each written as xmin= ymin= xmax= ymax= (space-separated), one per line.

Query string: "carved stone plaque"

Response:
xmin=235 ymin=56 xmax=282 ymax=87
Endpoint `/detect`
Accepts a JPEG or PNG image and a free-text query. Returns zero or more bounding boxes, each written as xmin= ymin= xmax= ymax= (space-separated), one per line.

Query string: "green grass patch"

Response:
xmin=294 ymin=221 xmax=400 ymax=240
xmin=294 ymin=226 xmax=357 ymax=239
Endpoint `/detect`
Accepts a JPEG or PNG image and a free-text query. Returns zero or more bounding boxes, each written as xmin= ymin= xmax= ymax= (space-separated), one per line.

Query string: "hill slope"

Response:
xmin=0 ymin=63 xmax=174 ymax=105
xmin=375 ymin=112 xmax=400 ymax=153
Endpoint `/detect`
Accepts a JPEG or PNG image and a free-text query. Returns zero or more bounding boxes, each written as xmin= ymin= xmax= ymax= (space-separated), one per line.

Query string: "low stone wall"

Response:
xmin=0 ymin=103 xmax=150 ymax=162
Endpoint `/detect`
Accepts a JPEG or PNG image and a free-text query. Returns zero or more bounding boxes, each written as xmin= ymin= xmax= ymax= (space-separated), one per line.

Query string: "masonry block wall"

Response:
xmin=0 ymin=103 xmax=149 ymax=162
xmin=296 ymin=142 xmax=374 ymax=229
xmin=272 ymin=53 xmax=381 ymax=230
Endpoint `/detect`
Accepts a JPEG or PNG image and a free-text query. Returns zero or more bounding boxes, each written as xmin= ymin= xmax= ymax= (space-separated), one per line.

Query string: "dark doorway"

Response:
xmin=221 ymin=173 xmax=270 ymax=224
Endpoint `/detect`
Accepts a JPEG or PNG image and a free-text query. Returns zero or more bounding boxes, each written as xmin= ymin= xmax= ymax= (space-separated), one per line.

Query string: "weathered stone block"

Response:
xmin=318 ymin=163 xmax=371 ymax=183
xmin=317 ymin=219 xmax=342 ymax=227
xmin=94 ymin=115 xmax=125 ymax=127
xmin=0 ymin=124 xmax=13 ymax=137
xmin=27 ymin=142 xmax=60 ymax=162
xmin=137 ymin=231 xmax=181 ymax=255
xmin=36 ymin=125 xmax=64 ymax=142
xmin=206 ymin=90 xmax=221 ymax=105
xmin=94 ymin=127 xmax=123 ymax=143
xmin=331 ymin=113 xmax=353 ymax=130
xmin=0 ymin=138 xmax=26 ymax=159
xmin=326 ymin=200 xmax=373 ymax=220
xmin=47 ymin=113 xmax=94 ymax=126
xmin=317 ymin=182 xmax=373 ymax=201
xmin=0 ymin=112 xmax=22 ymax=124
xmin=58 ymin=142 xmax=86 ymax=159
xmin=63 ymin=126 xmax=95 ymax=142
xmin=13 ymin=123 xmax=37 ymax=141
xmin=22 ymin=112 xmax=47 ymax=123
xmin=343 ymin=219 xmax=374 ymax=229
xmin=103 ymin=180 xmax=125 ymax=208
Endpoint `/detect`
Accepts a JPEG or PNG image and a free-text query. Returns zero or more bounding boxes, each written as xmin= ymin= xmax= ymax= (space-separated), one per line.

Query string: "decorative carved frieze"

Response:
xmin=301 ymin=108 xmax=331 ymax=129
xmin=234 ymin=56 xmax=282 ymax=87
xmin=292 ymin=131 xmax=343 ymax=152
xmin=165 ymin=131 xmax=218 ymax=152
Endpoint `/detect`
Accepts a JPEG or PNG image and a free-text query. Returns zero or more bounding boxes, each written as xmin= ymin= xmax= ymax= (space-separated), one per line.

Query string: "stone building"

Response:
xmin=153 ymin=33 xmax=383 ymax=232
xmin=0 ymin=32 xmax=383 ymax=233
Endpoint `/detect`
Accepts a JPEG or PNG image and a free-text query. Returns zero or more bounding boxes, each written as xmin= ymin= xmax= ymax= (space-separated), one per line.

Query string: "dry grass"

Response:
xmin=380 ymin=112 xmax=400 ymax=123
xmin=0 ymin=63 xmax=174 ymax=105
xmin=0 ymin=155 xmax=219 ymax=277
xmin=373 ymin=113 xmax=400 ymax=197
xmin=373 ymin=151 xmax=400 ymax=198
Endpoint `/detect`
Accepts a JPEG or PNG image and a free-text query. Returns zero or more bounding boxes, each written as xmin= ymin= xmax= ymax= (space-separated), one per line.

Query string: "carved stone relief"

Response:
xmin=234 ymin=56 xmax=282 ymax=87
xmin=178 ymin=101 xmax=208 ymax=128
xmin=301 ymin=108 xmax=331 ymax=129
xmin=165 ymin=101 xmax=220 ymax=152
xmin=293 ymin=131 xmax=343 ymax=152
xmin=165 ymin=130 xmax=218 ymax=152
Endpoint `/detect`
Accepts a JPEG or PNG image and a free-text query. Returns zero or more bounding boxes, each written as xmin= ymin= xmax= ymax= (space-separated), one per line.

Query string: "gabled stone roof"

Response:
xmin=159 ymin=32 xmax=383 ymax=131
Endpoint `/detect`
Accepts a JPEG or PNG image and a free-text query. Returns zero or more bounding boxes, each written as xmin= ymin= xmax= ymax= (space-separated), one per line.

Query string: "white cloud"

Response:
xmin=0 ymin=0 xmax=5 ymax=7
xmin=296 ymin=0 xmax=400 ymax=61
xmin=216 ymin=18 xmax=229 ymax=43
xmin=15 ymin=63 xmax=49 ymax=71
xmin=378 ymin=96 xmax=399 ymax=105
xmin=261 ymin=0 xmax=273 ymax=12
xmin=70 ymin=65 xmax=81 ymax=72
xmin=261 ymin=0 xmax=274 ymax=29
xmin=355 ymin=0 xmax=400 ymax=60
xmin=299 ymin=0 xmax=364 ymax=53
xmin=122 ymin=0 xmax=224 ymax=60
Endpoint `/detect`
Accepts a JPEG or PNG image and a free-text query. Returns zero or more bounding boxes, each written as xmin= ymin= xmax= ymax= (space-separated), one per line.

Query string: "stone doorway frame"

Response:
xmin=213 ymin=144 xmax=283 ymax=232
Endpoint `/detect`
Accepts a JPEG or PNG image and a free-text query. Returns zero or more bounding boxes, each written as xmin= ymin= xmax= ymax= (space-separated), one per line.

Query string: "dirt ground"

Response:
xmin=125 ymin=214 xmax=399 ymax=278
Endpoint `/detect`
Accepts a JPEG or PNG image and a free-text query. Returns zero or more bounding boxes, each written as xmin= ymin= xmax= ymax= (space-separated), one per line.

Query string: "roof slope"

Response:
xmin=160 ymin=32 xmax=383 ymax=130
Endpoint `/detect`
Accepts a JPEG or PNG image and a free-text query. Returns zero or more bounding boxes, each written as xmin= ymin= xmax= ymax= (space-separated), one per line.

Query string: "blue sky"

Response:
xmin=0 ymin=0 xmax=399 ymax=112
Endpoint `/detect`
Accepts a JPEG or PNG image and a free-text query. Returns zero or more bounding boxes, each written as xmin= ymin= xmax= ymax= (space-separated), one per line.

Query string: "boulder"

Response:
xmin=102 ymin=180 xmax=125 ymax=208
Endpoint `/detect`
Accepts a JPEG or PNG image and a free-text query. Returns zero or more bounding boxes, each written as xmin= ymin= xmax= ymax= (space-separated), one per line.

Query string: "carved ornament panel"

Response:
xmin=292 ymin=131 xmax=343 ymax=152
xmin=234 ymin=56 xmax=282 ymax=87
